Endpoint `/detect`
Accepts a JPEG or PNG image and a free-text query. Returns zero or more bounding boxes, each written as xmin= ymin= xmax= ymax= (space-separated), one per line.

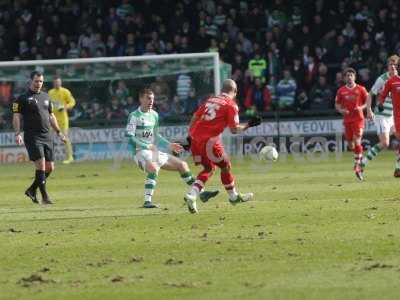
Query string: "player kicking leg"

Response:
xmin=184 ymin=138 xmax=253 ymax=214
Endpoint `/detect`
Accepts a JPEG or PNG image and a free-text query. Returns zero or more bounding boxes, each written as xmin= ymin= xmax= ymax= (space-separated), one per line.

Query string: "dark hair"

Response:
xmin=138 ymin=87 xmax=154 ymax=98
xmin=30 ymin=70 xmax=43 ymax=79
xmin=343 ymin=67 xmax=356 ymax=75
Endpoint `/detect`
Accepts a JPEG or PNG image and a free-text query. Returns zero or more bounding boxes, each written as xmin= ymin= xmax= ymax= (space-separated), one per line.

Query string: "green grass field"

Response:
xmin=1 ymin=152 xmax=400 ymax=300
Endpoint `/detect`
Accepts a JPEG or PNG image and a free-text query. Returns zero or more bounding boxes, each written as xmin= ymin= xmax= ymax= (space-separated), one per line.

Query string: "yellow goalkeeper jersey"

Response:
xmin=48 ymin=87 xmax=76 ymax=129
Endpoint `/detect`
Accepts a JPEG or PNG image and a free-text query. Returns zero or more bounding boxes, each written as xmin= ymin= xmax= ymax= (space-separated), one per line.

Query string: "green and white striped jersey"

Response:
xmin=125 ymin=108 xmax=170 ymax=154
xmin=370 ymin=72 xmax=393 ymax=117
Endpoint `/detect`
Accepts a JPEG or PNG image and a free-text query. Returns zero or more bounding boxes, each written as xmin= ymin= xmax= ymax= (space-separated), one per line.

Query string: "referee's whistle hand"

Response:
xmin=15 ymin=134 xmax=23 ymax=146
xmin=58 ymin=133 xmax=67 ymax=144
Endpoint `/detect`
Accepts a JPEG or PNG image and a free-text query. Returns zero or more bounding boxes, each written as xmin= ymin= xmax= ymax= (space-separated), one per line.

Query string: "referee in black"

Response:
xmin=12 ymin=71 xmax=66 ymax=204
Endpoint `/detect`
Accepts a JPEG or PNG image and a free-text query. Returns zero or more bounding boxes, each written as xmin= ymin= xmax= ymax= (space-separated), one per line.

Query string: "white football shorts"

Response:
xmin=134 ymin=149 xmax=170 ymax=171
xmin=374 ymin=115 xmax=394 ymax=135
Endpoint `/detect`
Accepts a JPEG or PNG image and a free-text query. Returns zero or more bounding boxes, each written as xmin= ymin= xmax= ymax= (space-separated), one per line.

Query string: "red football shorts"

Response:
xmin=190 ymin=137 xmax=231 ymax=169
xmin=344 ymin=120 xmax=364 ymax=142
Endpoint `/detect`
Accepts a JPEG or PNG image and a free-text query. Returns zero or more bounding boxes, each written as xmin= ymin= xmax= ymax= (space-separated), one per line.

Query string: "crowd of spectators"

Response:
xmin=1 ymin=0 xmax=400 ymax=128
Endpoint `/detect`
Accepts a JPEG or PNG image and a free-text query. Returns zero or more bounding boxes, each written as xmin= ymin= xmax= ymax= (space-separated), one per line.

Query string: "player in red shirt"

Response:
xmin=378 ymin=68 xmax=400 ymax=177
xmin=335 ymin=68 xmax=368 ymax=180
xmin=184 ymin=79 xmax=262 ymax=213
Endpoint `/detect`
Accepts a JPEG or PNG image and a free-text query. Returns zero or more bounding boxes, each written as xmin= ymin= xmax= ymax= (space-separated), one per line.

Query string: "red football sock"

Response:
xmin=194 ymin=168 xmax=214 ymax=191
xmin=354 ymin=144 xmax=363 ymax=164
xmin=221 ymin=171 xmax=235 ymax=191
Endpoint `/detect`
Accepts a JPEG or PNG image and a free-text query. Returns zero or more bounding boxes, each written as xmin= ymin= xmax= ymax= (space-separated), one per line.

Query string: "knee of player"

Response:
xmin=204 ymin=164 xmax=215 ymax=174
xmin=221 ymin=164 xmax=232 ymax=173
xmin=146 ymin=163 xmax=158 ymax=174
xmin=180 ymin=160 xmax=189 ymax=172
xmin=46 ymin=164 xmax=54 ymax=173
xmin=381 ymin=140 xmax=390 ymax=149
xmin=218 ymin=159 xmax=232 ymax=172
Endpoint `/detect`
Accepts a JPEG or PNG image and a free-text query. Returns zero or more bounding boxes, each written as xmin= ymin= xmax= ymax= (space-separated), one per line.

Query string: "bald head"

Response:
xmin=221 ymin=79 xmax=237 ymax=95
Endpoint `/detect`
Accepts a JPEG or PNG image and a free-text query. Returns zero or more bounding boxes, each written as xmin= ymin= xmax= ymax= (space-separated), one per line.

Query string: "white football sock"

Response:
xmin=188 ymin=185 xmax=201 ymax=198
xmin=144 ymin=194 xmax=152 ymax=202
xmin=227 ymin=188 xmax=238 ymax=200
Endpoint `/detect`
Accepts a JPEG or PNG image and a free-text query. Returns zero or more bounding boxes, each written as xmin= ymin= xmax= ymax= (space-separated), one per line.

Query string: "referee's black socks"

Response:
xmin=28 ymin=170 xmax=51 ymax=192
xmin=36 ymin=170 xmax=49 ymax=199
xmin=35 ymin=170 xmax=45 ymax=188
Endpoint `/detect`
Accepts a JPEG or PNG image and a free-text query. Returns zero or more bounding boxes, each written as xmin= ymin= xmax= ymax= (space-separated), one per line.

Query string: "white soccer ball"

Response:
xmin=259 ymin=145 xmax=278 ymax=161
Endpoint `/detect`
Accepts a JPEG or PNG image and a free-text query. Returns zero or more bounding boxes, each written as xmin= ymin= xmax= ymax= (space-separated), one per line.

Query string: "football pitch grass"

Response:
xmin=1 ymin=152 xmax=400 ymax=300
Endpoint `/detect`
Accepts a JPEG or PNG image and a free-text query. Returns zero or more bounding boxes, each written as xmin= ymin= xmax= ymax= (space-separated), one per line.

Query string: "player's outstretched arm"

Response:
xmin=229 ymin=123 xmax=248 ymax=134
xmin=50 ymin=113 xmax=67 ymax=143
xmin=154 ymin=132 xmax=183 ymax=154
xmin=155 ymin=133 xmax=173 ymax=149
xmin=230 ymin=115 xmax=262 ymax=134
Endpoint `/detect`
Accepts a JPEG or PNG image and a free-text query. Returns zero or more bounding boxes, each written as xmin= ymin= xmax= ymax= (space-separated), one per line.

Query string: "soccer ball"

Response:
xmin=259 ymin=146 xmax=278 ymax=161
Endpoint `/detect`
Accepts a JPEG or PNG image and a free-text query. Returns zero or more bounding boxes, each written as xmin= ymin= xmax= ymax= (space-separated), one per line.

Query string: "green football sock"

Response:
xmin=365 ymin=144 xmax=382 ymax=164
xmin=180 ymin=171 xmax=195 ymax=186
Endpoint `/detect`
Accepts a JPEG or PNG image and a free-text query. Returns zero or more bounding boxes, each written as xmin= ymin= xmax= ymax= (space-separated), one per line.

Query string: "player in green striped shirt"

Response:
xmin=363 ymin=55 xmax=400 ymax=175
xmin=126 ymin=87 xmax=218 ymax=208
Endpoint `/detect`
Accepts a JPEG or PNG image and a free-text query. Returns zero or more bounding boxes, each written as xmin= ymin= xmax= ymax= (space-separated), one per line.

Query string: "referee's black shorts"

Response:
xmin=24 ymin=137 xmax=54 ymax=162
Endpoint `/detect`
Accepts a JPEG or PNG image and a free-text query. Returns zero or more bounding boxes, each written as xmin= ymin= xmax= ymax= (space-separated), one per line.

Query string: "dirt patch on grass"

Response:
xmin=111 ymin=275 xmax=124 ymax=283
xmin=164 ymin=282 xmax=198 ymax=288
xmin=17 ymin=274 xmax=55 ymax=287
xmin=129 ymin=256 xmax=143 ymax=263
xmin=363 ymin=263 xmax=394 ymax=271
xmin=165 ymin=258 xmax=183 ymax=265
